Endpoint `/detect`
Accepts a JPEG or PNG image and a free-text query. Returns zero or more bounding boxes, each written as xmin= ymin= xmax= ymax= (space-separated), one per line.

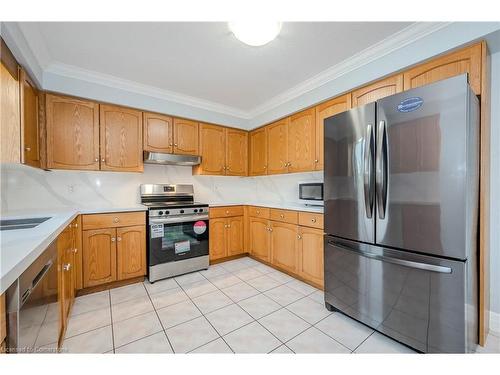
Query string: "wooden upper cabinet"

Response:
xmin=267 ymin=118 xmax=289 ymax=175
xmin=226 ymin=128 xmax=248 ymax=176
xmin=100 ymin=104 xmax=143 ymax=172
xmin=1 ymin=61 xmax=20 ymax=164
xmin=173 ymin=118 xmax=199 ymax=155
xmin=46 ymin=94 xmax=100 ymax=170
xmin=403 ymin=43 xmax=482 ymax=95
xmin=143 ymin=112 xmax=172 ymax=153
xmin=82 ymin=228 xmax=117 ymax=288
xmin=288 ymin=108 xmax=316 ymax=173
xmin=195 ymin=123 xmax=226 ymax=175
xmin=351 ymin=74 xmax=403 ymax=107
xmin=116 ymin=225 xmax=146 ymax=280
xmin=315 ymin=94 xmax=351 ymax=170
xmin=20 ymin=69 xmax=41 ymax=168
xmin=249 ymin=127 xmax=267 ymax=176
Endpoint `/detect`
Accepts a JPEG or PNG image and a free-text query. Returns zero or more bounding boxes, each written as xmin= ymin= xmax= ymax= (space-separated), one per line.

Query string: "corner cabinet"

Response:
xmin=46 ymin=94 xmax=100 ymax=170
xmin=267 ymin=119 xmax=289 ymax=175
xmin=100 ymin=105 xmax=143 ymax=172
xmin=249 ymin=127 xmax=268 ymax=176
xmin=20 ymin=69 xmax=41 ymax=168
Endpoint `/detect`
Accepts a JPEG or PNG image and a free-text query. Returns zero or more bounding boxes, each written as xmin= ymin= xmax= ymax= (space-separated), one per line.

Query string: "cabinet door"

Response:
xmin=143 ymin=112 xmax=173 ymax=153
xmin=174 ymin=118 xmax=199 ymax=155
xmin=270 ymin=221 xmax=297 ymax=273
xmin=297 ymin=227 xmax=324 ymax=287
xmin=82 ymin=228 xmax=117 ymax=287
xmin=195 ymin=123 xmax=226 ymax=175
xmin=100 ymin=104 xmax=143 ymax=172
xmin=267 ymin=119 xmax=289 ymax=175
xmin=226 ymin=128 xmax=248 ymax=176
xmin=351 ymin=74 xmax=403 ymax=107
xmin=249 ymin=127 xmax=268 ymax=176
xmin=249 ymin=217 xmax=270 ymax=262
xmin=315 ymin=94 xmax=351 ymax=170
xmin=227 ymin=216 xmax=244 ymax=256
xmin=209 ymin=218 xmax=227 ymax=261
xmin=57 ymin=224 xmax=73 ymax=333
xmin=20 ymin=69 xmax=41 ymax=168
xmin=0 ymin=62 xmax=20 ymax=164
xmin=288 ymin=109 xmax=316 ymax=172
xmin=116 ymin=225 xmax=146 ymax=280
xmin=46 ymin=94 xmax=100 ymax=170
xmin=403 ymin=43 xmax=482 ymax=95
xmin=73 ymin=216 xmax=83 ymax=291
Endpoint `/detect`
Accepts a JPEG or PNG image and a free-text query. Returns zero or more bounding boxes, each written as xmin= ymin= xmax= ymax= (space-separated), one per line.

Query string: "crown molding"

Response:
xmin=44 ymin=62 xmax=252 ymax=120
xmin=247 ymin=22 xmax=452 ymax=118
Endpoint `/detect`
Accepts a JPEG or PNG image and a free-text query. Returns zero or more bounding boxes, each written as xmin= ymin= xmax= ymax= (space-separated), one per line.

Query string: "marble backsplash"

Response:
xmin=0 ymin=163 xmax=322 ymax=212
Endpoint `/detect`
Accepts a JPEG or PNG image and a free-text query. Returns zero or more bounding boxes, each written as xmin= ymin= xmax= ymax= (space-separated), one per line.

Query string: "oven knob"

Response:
xmin=194 ymin=209 xmax=198 ymax=213
xmin=180 ymin=209 xmax=184 ymax=214
xmin=199 ymin=208 xmax=203 ymax=212
xmin=165 ymin=211 xmax=170 ymax=215
xmin=158 ymin=211 xmax=163 ymax=216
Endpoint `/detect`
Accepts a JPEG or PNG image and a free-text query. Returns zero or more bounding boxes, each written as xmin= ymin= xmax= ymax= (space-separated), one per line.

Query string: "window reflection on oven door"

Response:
xmin=149 ymin=219 xmax=209 ymax=266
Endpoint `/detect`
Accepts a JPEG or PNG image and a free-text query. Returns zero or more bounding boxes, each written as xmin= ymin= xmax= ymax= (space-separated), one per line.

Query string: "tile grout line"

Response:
xmin=107 ymin=290 xmax=116 ymax=353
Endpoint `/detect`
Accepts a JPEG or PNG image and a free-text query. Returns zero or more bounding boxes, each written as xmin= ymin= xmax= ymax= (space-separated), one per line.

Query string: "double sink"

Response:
xmin=0 ymin=217 xmax=51 ymax=231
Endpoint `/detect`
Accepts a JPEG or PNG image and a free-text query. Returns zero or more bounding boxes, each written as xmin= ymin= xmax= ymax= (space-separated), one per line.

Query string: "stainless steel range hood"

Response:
xmin=143 ymin=151 xmax=201 ymax=166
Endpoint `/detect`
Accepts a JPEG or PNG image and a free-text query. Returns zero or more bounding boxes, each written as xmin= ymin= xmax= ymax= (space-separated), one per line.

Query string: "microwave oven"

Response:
xmin=298 ymin=182 xmax=324 ymax=206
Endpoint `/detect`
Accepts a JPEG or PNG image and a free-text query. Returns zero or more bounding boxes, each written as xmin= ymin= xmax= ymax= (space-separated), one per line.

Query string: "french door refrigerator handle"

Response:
xmin=376 ymin=120 xmax=388 ymax=219
xmin=327 ymin=240 xmax=452 ymax=274
xmin=363 ymin=124 xmax=374 ymax=218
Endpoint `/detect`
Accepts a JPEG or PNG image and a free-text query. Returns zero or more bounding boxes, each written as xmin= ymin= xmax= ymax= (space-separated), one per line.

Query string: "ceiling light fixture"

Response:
xmin=228 ymin=21 xmax=282 ymax=47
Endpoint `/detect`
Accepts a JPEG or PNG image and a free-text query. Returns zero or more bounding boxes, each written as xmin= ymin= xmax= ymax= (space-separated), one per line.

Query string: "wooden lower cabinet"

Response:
xmin=1 ymin=293 xmax=6 ymax=353
xmin=116 ymin=225 xmax=146 ymax=280
xmin=297 ymin=227 xmax=324 ymax=287
xmin=82 ymin=228 xmax=117 ymax=288
xmin=248 ymin=217 xmax=270 ymax=262
xmin=270 ymin=221 xmax=298 ymax=274
xmin=209 ymin=216 xmax=245 ymax=261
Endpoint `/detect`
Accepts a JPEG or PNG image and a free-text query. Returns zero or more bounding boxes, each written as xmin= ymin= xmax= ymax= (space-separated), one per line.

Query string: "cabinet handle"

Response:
xmin=297 ymin=235 xmax=302 ymax=240
xmin=95 ymin=157 xmax=99 ymax=162
xmin=117 ymin=237 xmax=122 ymax=242
xmin=314 ymin=159 xmax=319 ymax=163
xmin=269 ymin=228 xmax=273 ymax=232
xmin=169 ymin=143 xmax=173 ymax=146
xmin=101 ymin=158 xmax=105 ymax=162
xmin=264 ymin=166 xmax=267 ymax=169
xmin=280 ymin=214 xmax=284 ymax=219
xmin=63 ymin=264 xmax=71 ymax=271
xmin=25 ymin=147 xmax=31 ymax=152
xmin=73 ymin=248 xmax=78 ymax=254
xmin=311 ymin=218 xmax=317 ymax=223
xmin=74 ymin=223 xmax=78 ymax=228
xmin=227 ymin=225 xmax=231 ymax=228
xmin=113 ymin=217 xmax=119 ymax=223
xmin=256 ymin=210 xmax=260 ymax=214
xmin=225 ymin=210 xmax=229 ymax=214
xmin=111 ymin=237 xmax=116 ymax=242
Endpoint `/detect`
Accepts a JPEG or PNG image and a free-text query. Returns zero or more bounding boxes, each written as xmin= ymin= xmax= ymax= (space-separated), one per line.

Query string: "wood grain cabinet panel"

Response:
xmin=210 ymin=206 xmax=244 ymax=219
xmin=100 ymin=104 xmax=143 ymax=172
xmin=116 ymin=225 xmax=146 ymax=280
xmin=143 ymin=112 xmax=173 ymax=153
xmin=226 ymin=128 xmax=248 ymax=176
xmin=1 ymin=62 xmax=20 ymax=164
xmin=249 ymin=217 xmax=270 ymax=262
xmin=351 ymin=74 xmax=403 ymax=107
xmin=57 ymin=224 xmax=76 ymax=338
xmin=288 ymin=109 xmax=316 ymax=172
xmin=82 ymin=212 xmax=145 ymax=230
xmin=227 ymin=216 xmax=244 ymax=256
xmin=297 ymin=227 xmax=324 ymax=287
xmin=82 ymin=228 xmax=117 ymax=288
xmin=298 ymin=212 xmax=324 ymax=229
xmin=403 ymin=43 xmax=482 ymax=95
xmin=267 ymin=119 xmax=289 ymax=175
xmin=315 ymin=94 xmax=351 ymax=170
xmin=195 ymin=123 xmax=226 ymax=175
xmin=20 ymin=69 xmax=41 ymax=168
xmin=248 ymin=206 xmax=270 ymax=219
xmin=174 ymin=118 xmax=199 ymax=155
xmin=209 ymin=218 xmax=227 ymax=261
xmin=46 ymin=94 xmax=100 ymax=170
xmin=269 ymin=209 xmax=298 ymax=224
xmin=270 ymin=221 xmax=298 ymax=274
xmin=249 ymin=127 xmax=268 ymax=176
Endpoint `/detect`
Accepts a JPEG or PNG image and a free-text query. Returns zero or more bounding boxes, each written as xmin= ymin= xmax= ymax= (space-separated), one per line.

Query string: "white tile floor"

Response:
xmin=46 ymin=256 xmax=499 ymax=354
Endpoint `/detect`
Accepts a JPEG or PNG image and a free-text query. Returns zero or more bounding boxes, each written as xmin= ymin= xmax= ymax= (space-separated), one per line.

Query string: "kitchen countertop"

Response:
xmin=0 ymin=205 xmax=147 ymax=294
xmin=209 ymin=202 xmax=324 ymax=213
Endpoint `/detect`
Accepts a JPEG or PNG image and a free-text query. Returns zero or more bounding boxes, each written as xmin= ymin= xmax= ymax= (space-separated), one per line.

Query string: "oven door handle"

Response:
xmin=149 ymin=214 xmax=209 ymax=225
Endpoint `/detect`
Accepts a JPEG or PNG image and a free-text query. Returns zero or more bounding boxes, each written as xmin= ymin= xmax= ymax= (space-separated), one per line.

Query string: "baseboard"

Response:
xmin=490 ymin=310 xmax=500 ymax=336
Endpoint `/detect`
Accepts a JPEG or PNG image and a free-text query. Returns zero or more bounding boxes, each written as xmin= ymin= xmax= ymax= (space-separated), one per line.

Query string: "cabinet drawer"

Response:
xmin=248 ymin=206 xmax=270 ymax=218
xmin=209 ymin=206 xmax=244 ymax=218
xmin=269 ymin=208 xmax=298 ymax=224
xmin=82 ymin=211 xmax=145 ymax=230
xmin=298 ymin=211 xmax=324 ymax=229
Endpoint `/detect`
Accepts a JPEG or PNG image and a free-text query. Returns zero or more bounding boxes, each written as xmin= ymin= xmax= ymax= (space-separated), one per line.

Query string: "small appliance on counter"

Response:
xmin=298 ymin=181 xmax=324 ymax=206
xmin=140 ymin=184 xmax=209 ymax=282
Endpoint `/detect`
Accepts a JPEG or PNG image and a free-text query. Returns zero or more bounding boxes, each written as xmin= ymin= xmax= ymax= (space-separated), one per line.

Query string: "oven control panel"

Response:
xmin=149 ymin=206 xmax=209 ymax=218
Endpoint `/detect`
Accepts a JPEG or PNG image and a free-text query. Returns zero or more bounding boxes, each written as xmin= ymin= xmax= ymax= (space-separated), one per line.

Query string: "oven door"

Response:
xmin=148 ymin=216 xmax=209 ymax=266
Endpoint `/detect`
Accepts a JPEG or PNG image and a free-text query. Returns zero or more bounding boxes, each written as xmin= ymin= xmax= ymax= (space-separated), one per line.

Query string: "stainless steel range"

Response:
xmin=140 ymin=184 xmax=209 ymax=282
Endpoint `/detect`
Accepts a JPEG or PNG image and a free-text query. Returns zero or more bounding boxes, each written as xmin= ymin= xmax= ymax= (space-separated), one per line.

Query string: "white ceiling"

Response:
xmin=22 ymin=22 xmax=412 ymax=112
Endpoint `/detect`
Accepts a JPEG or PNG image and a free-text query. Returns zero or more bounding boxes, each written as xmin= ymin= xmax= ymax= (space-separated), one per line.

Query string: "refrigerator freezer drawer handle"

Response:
xmin=363 ymin=124 xmax=374 ymax=218
xmin=327 ymin=241 xmax=452 ymax=274
xmin=376 ymin=120 xmax=388 ymax=219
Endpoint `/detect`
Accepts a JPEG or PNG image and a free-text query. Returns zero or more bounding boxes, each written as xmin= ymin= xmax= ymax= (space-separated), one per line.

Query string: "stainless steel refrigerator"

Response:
xmin=323 ymin=74 xmax=479 ymax=353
